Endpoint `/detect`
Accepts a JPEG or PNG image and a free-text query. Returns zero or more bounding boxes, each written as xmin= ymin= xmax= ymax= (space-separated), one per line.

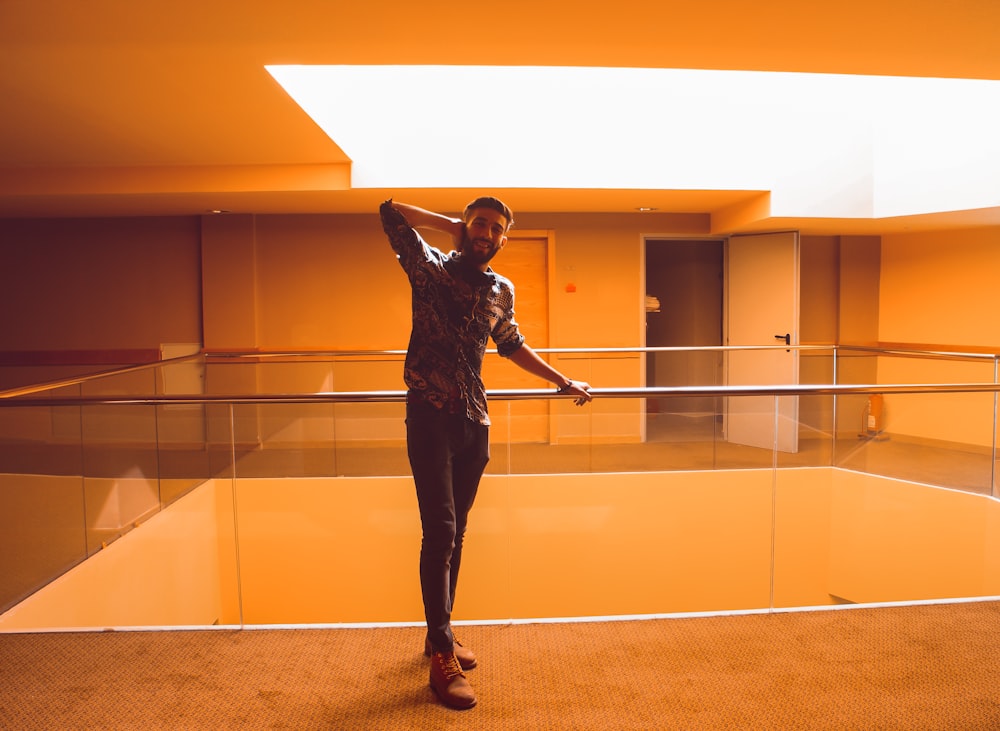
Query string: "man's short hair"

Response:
xmin=463 ymin=196 xmax=514 ymax=230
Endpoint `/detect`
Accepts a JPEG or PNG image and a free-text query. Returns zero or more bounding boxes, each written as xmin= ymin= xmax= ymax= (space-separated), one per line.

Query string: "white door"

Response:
xmin=725 ymin=232 xmax=800 ymax=452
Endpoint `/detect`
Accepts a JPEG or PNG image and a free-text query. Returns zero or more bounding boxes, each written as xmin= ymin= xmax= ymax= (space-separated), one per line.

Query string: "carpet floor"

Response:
xmin=2 ymin=600 xmax=1000 ymax=730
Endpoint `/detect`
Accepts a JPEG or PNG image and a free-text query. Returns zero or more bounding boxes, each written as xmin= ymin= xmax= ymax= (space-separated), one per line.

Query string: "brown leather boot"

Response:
xmin=428 ymin=651 xmax=476 ymax=710
xmin=424 ymin=637 xmax=478 ymax=670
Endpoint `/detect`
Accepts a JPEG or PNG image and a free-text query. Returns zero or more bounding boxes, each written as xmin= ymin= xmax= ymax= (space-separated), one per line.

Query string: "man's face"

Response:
xmin=461 ymin=207 xmax=509 ymax=268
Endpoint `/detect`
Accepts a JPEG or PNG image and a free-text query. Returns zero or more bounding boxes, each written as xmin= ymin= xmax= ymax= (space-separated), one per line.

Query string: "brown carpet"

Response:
xmin=2 ymin=601 xmax=1000 ymax=730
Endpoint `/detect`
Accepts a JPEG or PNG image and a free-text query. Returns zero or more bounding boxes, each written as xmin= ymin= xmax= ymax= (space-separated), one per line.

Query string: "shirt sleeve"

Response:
xmin=380 ymin=199 xmax=423 ymax=271
xmin=492 ymin=278 xmax=526 ymax=357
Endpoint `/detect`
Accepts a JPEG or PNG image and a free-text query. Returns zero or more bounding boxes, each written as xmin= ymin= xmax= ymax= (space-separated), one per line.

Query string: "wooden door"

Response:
xmin=481 ymin=233 xmax=550 ymax=442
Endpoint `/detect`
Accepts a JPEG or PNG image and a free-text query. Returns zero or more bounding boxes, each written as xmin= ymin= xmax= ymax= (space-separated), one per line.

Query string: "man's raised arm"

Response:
xmin=389 ymin=201 xmax=465 ymax=245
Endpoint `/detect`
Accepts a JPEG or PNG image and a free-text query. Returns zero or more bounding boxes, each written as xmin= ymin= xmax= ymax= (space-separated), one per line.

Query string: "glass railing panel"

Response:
xmin=499 ymin=391 xmax=834 ymax=475
xmin=834 ymin=347 xmax=997 ymax=493
xmin=0 ymin=396 xmax=241 ymax=630
xmin=332 ymin=400 xmax=409 ymax=478
xmin=497 ymin=396 xmax=600 ymax=475
xmin=74 ymin=373 xmax=167 ymax=555
xmin=995 ymin=380 xmax=1000 ymax=499
xmin=77 ymin=366 xmax=158 ymax=398
xmin=595 ymin=394 xmax=713 ymax=472
xmin=834 ymin=390 xmax=995 ymax=494
xmin=776 ymin=393 xmax=836 ymax=469
xmin=227 ymin=401 xmax=411 ymax=479
xmin=498 ymin=393 xmax=774 ymax=617
xmin=774 ymin=384 xmax=1000 ymax=611
xmin=328 ymin=355 xmax=405 ymax=394
xmin=229 ymin=402 xmax=337 ymax=479
xmin=228 ymin=397 xmax=415 ymax=625
xmin=0 ymin=364 xmax=130 ymax=394
xmin=872 ymin=350 xmax=995 ymax=387
xmin=200 ymin=353 xmax=407 ymax=399
xmin=251 ymin=357 xmax=337 ymax=395
xmin=6 ymin=348 xmax=1000 ymax=630
xmin=794 ymin=349 xmax=837 ymax=468
xmin=201 ymin=402 xmax=235 ymax=481
xmin=586 ymin=395 xmax=647 ymax=473
xmin=0 ymin=395 xmax=88 ymax=615
xmin=645 ymin=394 xmax=727 ymax=471
xmin=153 ymin=356 xmax=223 ymax=500
xmin=202 ymin=358 xmax=264 ymax=402
xmin=155 ymin=355 xmax=206 ymax=397
xmin=646 ymin=347 xmax=724 ymax=393
xmin=644 ymin=345 xmax=726 ymax=471
xmin=80 ymin=401 xmax=160 ymax=555
xmin=206 ymin=403 xmax=242 ymax=628
xmin=155 ymin=401 xmax=224 ymax=505
xmin=773 ymin=457 xmax=1000 ymax=610
xmin=799 ymin=348 xmax=836 ymax=384
xmin=712 ymin=395 xmax=782 ymax=471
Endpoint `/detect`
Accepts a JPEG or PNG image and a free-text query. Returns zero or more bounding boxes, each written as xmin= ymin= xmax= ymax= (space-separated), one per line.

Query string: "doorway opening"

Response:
xmin=644 ymin=238 xmax=724 ymax=443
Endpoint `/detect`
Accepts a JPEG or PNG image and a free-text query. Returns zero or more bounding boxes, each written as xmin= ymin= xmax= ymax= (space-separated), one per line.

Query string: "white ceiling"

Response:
xmin=2 ymin=0 xmax=999 ymax=234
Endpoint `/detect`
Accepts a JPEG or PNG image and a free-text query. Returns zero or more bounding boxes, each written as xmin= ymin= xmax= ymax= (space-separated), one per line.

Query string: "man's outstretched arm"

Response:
xmin=508 ymin=343 xmax=593 ymax=406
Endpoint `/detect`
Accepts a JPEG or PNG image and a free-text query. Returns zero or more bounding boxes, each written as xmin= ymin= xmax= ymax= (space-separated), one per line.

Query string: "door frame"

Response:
xmin=641 ymin=234 xmax=727 ymax=442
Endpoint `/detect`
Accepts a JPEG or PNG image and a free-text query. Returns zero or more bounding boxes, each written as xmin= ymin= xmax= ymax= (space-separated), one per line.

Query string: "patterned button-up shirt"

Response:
xmin=380 ymin=200 xmax=525 ymax=425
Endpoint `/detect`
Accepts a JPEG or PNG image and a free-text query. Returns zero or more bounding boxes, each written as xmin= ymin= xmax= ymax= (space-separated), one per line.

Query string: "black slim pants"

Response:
xmin=405 ymin=399 xmax=490 ymax=654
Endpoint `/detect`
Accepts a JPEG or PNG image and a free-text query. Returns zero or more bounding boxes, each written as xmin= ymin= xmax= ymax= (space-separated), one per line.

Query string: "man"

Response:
xmin=380 ymin=197 xmax=592 ymax=710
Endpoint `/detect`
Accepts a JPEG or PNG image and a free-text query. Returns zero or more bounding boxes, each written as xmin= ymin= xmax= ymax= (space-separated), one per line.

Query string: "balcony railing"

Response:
xmin=1 ymin=346 xmax=999 ymax=629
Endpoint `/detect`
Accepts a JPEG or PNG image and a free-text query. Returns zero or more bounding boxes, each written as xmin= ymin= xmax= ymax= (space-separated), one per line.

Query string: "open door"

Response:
xmin=724 ymin=232 xmax=800 ymax=453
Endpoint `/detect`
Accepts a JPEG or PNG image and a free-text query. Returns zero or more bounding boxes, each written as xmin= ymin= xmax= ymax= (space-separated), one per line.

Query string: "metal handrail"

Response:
xmin=0 ymin=353 xmax=203 ymax=400
xmin=205 ymin=345 xmax=839 ymax=357
xmin=5 ymin=382 xmax=1000 ymax=408
xmin=4 ymin=344 xmax=999 ymax=404
xmin=836 ymin=345 xmax=1000 ymax=362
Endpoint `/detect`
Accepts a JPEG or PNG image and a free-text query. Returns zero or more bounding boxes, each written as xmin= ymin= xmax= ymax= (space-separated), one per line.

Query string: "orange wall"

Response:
xmin=199 ymin=209 xmax=707 ymax=355
xmin=0 ymin=217 xmax=202 ymax=353
xmin=879 ymin=226 xmax=1000 ymax=348
xmin=875 ymin=225 xmax=1000 ymax=445
xmin=255 ymin=214 xmax=413 ymax=351
xmin=800 ymin=235 xmax=839 ymax=344
xmin=5 ymin=211 xmax=999 ymax=399
xmin=517 ymin=212 xmax=706 ymax=349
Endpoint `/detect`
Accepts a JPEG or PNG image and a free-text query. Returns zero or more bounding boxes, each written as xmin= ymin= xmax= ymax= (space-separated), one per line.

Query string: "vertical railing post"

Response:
xmin=992 ymin=357 xmax=999 ymax=499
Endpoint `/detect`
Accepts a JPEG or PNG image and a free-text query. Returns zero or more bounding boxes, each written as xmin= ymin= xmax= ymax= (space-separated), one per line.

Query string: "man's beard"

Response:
xmin=461 ymin=236 xmax=500 ymax=267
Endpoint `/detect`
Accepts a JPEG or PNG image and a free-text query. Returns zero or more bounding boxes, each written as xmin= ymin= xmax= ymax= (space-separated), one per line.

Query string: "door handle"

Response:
xmin=774 ymin=333 xmax=790 ymax=346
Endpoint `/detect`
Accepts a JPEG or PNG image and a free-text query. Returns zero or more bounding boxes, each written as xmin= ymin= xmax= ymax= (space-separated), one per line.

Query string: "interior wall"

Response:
xmin=799 ymin=236 xmax=839 ymax=344
xmin=833 ymin=235 xmax=881 ymax=437
xmin=8 ymin=211 xmax=999 ymax=450
xmin=254 ymin=214 xmax=412 ymax=351
xmin=838 ymin=235 xmax=881 ymax=346
xmin=196 ymin=209 xmax=710 ymax=443
xmin=516 ymin=212 xmax=708 ymax=350
xmin=879 ymin=226 xmax=1000 ymax=348
xmin=0 ymin=217 xmax=202 ymax=355
xmin=196 ymin=209 xmax=708 ymax=400
xmin=0 ymin=209 xmax=711 ymax=365
xmin=876 ymin=225 xmax=1000 ymax=446
xmin=797 ymin=235 xmax=840 ymax=435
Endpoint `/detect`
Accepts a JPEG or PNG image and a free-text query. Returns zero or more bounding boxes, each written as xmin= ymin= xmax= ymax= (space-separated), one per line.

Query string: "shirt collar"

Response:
xmin=449 ymin=251 xmax=498 ymax=286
